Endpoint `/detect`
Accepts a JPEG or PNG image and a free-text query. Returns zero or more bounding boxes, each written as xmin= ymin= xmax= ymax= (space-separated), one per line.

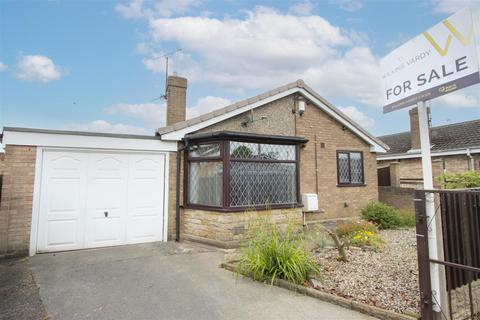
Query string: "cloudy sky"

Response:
xmin=0 ymin=0 xmax=479 ymax=136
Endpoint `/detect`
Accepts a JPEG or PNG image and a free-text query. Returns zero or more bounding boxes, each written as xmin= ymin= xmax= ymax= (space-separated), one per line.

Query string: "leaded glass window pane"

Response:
xmin=189 ymin=143 xmax=220 ymax=158
xmin=229 ymin=162 xmax=296 ymax=207
xmin=188 ymin=162 xmax=223 ymax=206
xmin=350 ymin=152 xmax=363 ymax=183
xmin=230 ymin=142 xmax=258 ymax=159
xmin=337 ymin=151 xmax=364 ymax=184
xmin=230 ymin=142 xmax=295 ymax=161
xmin=338 ymin=153 xmax=350 ymax=184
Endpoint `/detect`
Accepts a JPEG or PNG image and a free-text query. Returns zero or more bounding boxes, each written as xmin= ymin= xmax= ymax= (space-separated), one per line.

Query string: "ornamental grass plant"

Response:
xmin=236 ymin=217 xmax=320 ymax=285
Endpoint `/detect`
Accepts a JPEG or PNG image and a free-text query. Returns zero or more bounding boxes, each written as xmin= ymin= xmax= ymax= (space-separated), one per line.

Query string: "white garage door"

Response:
xmin=37 ymin=150 xmax=167 ymax=253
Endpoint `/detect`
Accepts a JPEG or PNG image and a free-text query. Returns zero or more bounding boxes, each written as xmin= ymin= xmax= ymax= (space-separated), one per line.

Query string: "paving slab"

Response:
xmin=30 ymin=242 xmax=377 ymax=320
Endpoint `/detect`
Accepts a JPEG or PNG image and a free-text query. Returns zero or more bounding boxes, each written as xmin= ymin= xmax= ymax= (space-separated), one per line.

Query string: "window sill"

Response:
xmin=337 ymin=184 xmax=367 ymax=188
xmin=184 ymin=203 xmax=303 ymax=212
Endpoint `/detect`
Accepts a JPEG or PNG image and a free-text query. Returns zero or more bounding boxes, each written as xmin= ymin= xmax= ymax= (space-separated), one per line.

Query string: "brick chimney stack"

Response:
xmin=166 ymin=75 xmax=187 ymax=126
xmin=409 ymin=107 xmax=421 ymax=150
xmin=409 ymin=106 xmax=430 ymax=151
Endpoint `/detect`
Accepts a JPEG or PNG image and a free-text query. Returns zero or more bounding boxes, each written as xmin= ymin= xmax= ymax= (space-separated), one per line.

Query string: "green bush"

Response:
xmin=436 ymin=171 xmax=480 ymax=189
xmin=399 ymin=210 xmax=416 ymax=228
xmin=237 ymin=221 xmax=320 ymax=285
xmin=361 ymin=201 xmax=403 ymax=229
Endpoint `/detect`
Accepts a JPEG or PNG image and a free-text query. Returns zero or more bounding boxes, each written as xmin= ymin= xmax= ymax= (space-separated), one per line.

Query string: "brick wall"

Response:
xmin=378 ymin=186 xmax=415 ymax=212
xmin=378 ymin=153 xmax=480 ymax=182
xmin=182 ymin=207 xmax=302 ymax=248
xmin=198 ymin=95 xmax=296 ymax=135
xmin=296 ymin=101 xmax=378 ymax=220
xmin=172 ymin=94 xmax=380 ymax=234
xmin=0 ymin=145 xmax=36 ymax=257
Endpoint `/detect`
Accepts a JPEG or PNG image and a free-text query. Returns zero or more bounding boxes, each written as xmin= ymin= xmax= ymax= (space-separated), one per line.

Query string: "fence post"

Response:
xmin=415 ymin=190 xmax=434 ymax=320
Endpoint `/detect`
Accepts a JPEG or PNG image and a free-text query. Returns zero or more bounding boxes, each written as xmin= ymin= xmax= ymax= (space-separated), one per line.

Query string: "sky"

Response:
xmin=0 ymin=0 xmax=479 ymax=137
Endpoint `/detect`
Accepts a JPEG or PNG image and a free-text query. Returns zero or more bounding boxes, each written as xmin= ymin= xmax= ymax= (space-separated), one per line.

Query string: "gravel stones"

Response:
xmin=313 ymin=229 xmax=419 ymax=316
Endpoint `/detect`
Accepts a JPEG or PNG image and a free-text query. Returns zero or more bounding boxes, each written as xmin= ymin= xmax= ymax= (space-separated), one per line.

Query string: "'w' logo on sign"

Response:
xmin=423 ymin=20 xmax=474 ymax=57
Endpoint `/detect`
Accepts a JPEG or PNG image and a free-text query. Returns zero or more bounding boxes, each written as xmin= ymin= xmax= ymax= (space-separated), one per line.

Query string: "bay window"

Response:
xmin=185 ymin=132 xmax=306 ymax=210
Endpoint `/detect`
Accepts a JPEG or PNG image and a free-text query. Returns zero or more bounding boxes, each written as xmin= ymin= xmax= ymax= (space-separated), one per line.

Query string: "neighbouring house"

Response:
xmin=0 ymin=76 xmax=388 ymax=256
xmin=377 ymin=108 xmax=480 ymax=189
xmin=376 ymin=109 xmax=480 ymax=211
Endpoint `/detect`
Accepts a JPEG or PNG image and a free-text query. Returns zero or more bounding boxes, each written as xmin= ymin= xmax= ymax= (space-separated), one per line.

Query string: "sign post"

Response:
xmin=417 ymin=100 xmax=441 ymax=313
xmin=380 ymin=7 xmax=480 ymax=316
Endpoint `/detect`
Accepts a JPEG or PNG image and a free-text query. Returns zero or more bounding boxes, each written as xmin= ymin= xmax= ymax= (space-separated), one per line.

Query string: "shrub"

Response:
xmin=237 ymin=221 xmax=320 ymax=285
xmin=361 ymin=201 xmax=403 ymax=229
xmin=436 ymin=171 xmax=480 ymax=189
xmin=399 ymin=210 xmax=416 ymax=228
xmin=336 ymin=220 xmax=377 ymax=238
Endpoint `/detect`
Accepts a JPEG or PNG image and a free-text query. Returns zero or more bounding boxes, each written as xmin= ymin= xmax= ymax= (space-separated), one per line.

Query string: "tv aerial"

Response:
xmin=151 ymin=48 xmax=182 ymax=102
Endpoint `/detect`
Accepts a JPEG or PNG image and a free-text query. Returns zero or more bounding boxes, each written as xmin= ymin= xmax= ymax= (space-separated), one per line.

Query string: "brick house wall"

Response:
xmin=170 ymin=94 xmax=379 ymax=245
xmin=378 ymin=153 xmax=480 ymax=181
xmin=200 ymin=95 xmax=378 ymax=220
xmin=0 ymin=145 xmax=36 ymax=257
xmin=296 ymin=101 xmax=378 ymax=221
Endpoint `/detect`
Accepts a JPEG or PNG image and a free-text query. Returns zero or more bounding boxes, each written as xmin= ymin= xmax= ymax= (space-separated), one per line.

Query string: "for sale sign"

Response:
xmin=381 ymin=8 xmax=480 ymax=113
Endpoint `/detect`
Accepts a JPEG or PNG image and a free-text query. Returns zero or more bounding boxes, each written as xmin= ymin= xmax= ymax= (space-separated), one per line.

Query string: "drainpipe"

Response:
xmin=466 ymin=148 xmax=474 ymax=171
xmin=176 ymin=140 xmax=188 ymax=242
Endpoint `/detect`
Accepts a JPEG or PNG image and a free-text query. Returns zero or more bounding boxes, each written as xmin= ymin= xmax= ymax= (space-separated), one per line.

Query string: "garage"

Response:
xmin=37 ymin=150 xmax=166 ymax=252
xmin=0 ymin=127 xmax=177 ymax=256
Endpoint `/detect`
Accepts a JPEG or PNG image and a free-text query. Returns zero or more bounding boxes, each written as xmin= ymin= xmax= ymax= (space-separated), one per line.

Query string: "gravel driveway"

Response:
xmin=28 ymin=241 xmax=376 ymax=320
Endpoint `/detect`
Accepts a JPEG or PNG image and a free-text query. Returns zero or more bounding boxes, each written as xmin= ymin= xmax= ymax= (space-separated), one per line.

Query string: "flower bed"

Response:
xmin=312 ymin=229 xmax=419 ymax=316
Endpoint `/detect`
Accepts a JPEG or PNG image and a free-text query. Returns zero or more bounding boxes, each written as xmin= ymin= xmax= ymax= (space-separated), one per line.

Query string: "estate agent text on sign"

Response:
xmin=381 ymin=8 xmax=480 ymax=113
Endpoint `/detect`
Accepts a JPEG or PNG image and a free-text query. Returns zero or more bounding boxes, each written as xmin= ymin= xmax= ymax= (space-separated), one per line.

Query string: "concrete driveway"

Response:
xmin=30 ymin=242 xmax=375 ymax=320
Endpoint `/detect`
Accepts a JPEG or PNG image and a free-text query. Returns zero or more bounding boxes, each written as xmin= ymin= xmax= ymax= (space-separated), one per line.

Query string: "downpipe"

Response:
xmin=467 ymin=148 xmax=474 ymax=171
xmin=175 ymin=141 xmax=188 ymax=242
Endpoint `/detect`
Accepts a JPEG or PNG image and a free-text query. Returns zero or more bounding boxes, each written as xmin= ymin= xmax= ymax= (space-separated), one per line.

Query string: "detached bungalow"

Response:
xmin=0 ymin=76 xmax=387 ymax=256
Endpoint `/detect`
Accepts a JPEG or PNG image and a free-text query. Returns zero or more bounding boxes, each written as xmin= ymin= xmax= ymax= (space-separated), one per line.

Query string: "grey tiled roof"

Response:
xmin=378 ymin=119 xmax=480 ymax=155
xmin=156 ymin=79 xmax=388 ymax=150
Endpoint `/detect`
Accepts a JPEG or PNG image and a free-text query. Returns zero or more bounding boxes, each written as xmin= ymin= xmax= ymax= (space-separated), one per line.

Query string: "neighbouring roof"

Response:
xmin=156 ymin=79 xmax=388 ymax=152
xmin=378 ymin=119 xmax=480 ymax=155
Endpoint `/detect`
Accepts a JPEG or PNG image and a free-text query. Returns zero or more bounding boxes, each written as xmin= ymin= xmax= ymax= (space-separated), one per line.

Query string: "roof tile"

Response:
xmin=157 ymin=79 xmax=387 ymax=150
xmin=378 ymin=119 xmax=480 ymax=154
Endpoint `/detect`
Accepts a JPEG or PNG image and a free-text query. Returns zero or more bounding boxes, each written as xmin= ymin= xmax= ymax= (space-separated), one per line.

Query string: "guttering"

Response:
xmin=175 ymin=140 xmax=188 ymax=242
xmin=184 ymin=130 xmax=308 ymax=144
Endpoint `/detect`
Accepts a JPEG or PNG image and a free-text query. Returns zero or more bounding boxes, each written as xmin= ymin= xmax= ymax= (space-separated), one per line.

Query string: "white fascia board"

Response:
xmin=298 ymin=89 xmax=387 ymax=153
xmin=160 ymin=87 xmax=386 ymax=153
xmin=160 ymin=88 xmax=299 ymax=141
xmin=3 ymin=130 xmax=178 ymax=152
xmin=377 ymin=147 xmax=480 ymax=161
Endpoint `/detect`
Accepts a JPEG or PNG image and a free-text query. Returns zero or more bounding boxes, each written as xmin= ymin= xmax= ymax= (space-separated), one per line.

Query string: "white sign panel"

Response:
xmin=381 ymin=8 xmax=480 ymax=113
